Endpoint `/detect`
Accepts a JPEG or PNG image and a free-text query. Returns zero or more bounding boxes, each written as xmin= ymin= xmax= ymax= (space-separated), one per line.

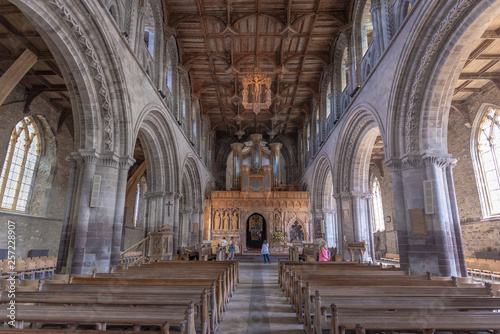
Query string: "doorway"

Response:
xmin=246 ymin=213 xmax=266 ymax=250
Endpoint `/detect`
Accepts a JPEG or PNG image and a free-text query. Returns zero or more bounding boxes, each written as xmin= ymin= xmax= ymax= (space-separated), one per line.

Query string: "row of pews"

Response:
xmin=0 ymin=256 xmax=57 ymax=280
xmin=0 ymin=261 xmax=238 ymax=334
xmin=279 ymin=261 xmax=500 ymax=334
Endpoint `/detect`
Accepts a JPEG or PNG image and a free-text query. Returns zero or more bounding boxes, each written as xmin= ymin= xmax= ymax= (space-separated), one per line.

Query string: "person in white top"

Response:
xmin=261 ymin=240 xmax=270 ymax=263
xmin=220 ymin=237 xmax=228 ymax=247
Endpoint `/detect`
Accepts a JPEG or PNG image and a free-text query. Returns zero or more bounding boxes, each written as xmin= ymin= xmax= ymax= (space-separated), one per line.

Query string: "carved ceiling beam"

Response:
xmin=195 ymin=0 xmax=230 ymax=133
xmin=283 ymin=0 xmax=323 ymax=134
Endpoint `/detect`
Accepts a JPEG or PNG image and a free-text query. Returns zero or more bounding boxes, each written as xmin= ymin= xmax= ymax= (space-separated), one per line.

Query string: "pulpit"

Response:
xmin=148 ymin=231 xmax=174 ymax=261
xmin=345 ymin=241 xmax=367 ymax=263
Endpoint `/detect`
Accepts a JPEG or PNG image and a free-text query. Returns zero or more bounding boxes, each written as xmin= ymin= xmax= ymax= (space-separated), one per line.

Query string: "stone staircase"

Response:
xmin=234 ymin=253 xmax=289 ymax=263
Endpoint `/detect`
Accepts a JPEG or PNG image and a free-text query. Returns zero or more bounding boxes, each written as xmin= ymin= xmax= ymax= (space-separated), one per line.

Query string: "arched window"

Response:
xmin=0 ymin=116 xmax=40 ymax=212
xmin=477 ymin=107 xmax=500 ymax=215
xmin=326 ymin=81 xmax=332 ymax=119
xmin=166 ymin=58 xmax=173 ymax=92
xmin=360 ymin=0 xmax=374 ymax=56
xmin=341 ymin=47 xmax=349 ymax=91
xmin=315 ymin=107 xmax=320 ymax=137
xmin=306 ymin=123 xmax=311 ymax=152
xmin=181 ymin=88 xmax=186 ymax=121
xmin=144 ymin=1 xmax=155 ymax=56
xmin=372 ymin=177 xmax=385 ymax=232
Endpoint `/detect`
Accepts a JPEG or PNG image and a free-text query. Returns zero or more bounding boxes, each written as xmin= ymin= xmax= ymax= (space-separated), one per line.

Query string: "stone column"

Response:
xmin=199 ymin=209 xmax=204 ymax=243
xmin=173 ymin=193 xmax=182 ymax=252
xmin=164 ymin=192 xmax=176 ymax=230
xmin=69 ymin=151 xmax=99 ymax=274
xmin=387 ymin=159 xmax=410 ymax=270
xmin=110 ymin=157 xmax=135 ymax=268
xmin=0 ymin=49 xmax=37 ymax=106
xmin=230 ymin=143 xmax=244 ymax=188
xmin=370 ymin=0 xmax=384 ymax=59
xmin=56 ymin=156 xmax=78 ymax=273
xmin=423 ymin=154 xmax=457 ymax=277
xmin=269 ymin=142 xmax=283 ymax=188
xmin=445 ymin=160 xmax=467 ymax=277
xmin=144 ymin=191 xmax=165 ymax=233
xmin=365 ymin=194 xmax=376 ymax=263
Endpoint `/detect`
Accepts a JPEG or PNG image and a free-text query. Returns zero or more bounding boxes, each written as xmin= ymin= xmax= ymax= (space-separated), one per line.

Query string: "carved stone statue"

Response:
xmin=214 ymin=211 xmax=221 ymax=230
xmin=223 ymin=211 xmax=230 ymax=230
xmin=231 ymin=211 xmax=239 ymax=230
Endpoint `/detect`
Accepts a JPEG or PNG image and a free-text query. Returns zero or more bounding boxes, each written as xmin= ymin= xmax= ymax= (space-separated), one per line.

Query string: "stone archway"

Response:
xmin=246 ymin=213 xmax=267 ymax=250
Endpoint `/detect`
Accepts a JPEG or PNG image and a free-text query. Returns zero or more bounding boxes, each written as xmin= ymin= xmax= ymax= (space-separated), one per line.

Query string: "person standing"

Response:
xmin=261 ymin=240 xmax=270 ymax=263
xmin=228 ymin=237 xmax=236 ymax=260
xmin=318 ymin=240 xmax=330 ymax=262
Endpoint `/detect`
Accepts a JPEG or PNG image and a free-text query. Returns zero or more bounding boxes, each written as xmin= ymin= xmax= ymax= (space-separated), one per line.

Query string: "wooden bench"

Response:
xmin=327 ymin=307 xmax=500 ymax=334
xmin=0 ymin=290 xmax=210 ymax=334
xmin=312 ymin=292 xmax=500 ymax=333
xmin=0 ymin=304 xmax=194 ymax=334
xmin=299 ymin=244 xmax=319 ymax=262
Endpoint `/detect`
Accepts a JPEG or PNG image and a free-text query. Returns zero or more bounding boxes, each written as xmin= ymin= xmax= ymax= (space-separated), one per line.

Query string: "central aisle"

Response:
xmin=216 ymin=262 xmax=304 ymax=334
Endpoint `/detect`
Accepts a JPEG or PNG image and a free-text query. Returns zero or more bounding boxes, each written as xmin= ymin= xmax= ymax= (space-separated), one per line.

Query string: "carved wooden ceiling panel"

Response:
xmin=165 ymin=0 xmax=350 ymax=138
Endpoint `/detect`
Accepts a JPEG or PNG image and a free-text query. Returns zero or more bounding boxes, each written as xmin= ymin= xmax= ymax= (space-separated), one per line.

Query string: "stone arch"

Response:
xmin=10 ymin=0 xmax=131 ymax=155
xmin=337 ymin=105 xmax=385 ymax=193
xmin=134 ymin=105 xmax=179 ymax=195
xmin=335 ymin=105 xmax=385 ymax=261
xmin=312 ymin=155 xmax=338 ymax=247
xmin=390 ymin=0 xmax=500 ymax=157
xmin=179 ymin=155 xmax=203 ymax=247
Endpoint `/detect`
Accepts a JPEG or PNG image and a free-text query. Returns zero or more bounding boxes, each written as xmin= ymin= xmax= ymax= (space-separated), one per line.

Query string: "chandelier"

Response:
xmin=242 ymin=70 xmax=272 ymax=115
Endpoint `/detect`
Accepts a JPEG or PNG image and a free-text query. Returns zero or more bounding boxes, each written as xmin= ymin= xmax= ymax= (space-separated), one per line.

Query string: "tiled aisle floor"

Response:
xmin=216 ymin=262 xmax=304 ymax=334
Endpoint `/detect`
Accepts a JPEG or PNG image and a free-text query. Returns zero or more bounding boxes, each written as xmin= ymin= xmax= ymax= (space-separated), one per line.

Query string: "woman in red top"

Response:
xmin=318 ymin=240 xmax=330 ymax=261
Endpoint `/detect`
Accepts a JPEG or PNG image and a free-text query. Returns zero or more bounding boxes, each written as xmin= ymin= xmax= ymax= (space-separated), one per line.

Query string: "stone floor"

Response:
xmin=216 ymin=262 xmax=304 ymax=334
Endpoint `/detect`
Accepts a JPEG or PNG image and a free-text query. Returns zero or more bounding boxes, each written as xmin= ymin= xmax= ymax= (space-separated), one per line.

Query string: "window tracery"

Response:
xmin=0 ymin=116 xmax=40 ymax=212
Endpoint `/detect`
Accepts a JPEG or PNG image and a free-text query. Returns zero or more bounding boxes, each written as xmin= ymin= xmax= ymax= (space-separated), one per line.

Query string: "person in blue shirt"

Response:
xmin=261 ymin=240 xmax=270 ymax=263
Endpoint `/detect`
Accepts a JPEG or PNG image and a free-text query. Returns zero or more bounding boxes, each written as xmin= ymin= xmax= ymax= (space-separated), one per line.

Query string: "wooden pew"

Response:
xmin=313 ymin=292 xmax=500 ymax=334
xmin=300 ymin=283 xmax=491 ymax=334
xmin=0 ymin=290 xmax=209 ymax=334
xmin=328 ymin=306 xmax=500 ymax=334
xmin=0 ymin=303 xmax=195 ymax=334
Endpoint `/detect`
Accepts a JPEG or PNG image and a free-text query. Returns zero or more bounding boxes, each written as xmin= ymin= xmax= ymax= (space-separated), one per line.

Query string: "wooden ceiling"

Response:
xmin=165 ymin=0 xmax=350 ymax=137
xmin=453 ymin=14 xmax=500 ymax=124
xmin=0 ymin=0 xmax=72 ymax=134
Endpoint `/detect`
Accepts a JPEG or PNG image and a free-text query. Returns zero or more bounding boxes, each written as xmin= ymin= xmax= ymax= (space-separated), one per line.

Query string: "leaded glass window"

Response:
xmin=478 ymin=107 xmax=500 ymax=215
xmin=0 ymin=116 xmax=40 ymax=212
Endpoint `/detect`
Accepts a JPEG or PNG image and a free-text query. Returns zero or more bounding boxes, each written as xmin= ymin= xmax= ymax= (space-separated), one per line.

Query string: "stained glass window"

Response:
xmin=0 ymin=116 xmax=40 ymax=212
xmin=372 ymin=177 xmax=385 ymax=232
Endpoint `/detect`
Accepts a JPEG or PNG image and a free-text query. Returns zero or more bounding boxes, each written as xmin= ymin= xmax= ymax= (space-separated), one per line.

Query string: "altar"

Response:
xmin=205 ymin=134 xmax=311 ymax=252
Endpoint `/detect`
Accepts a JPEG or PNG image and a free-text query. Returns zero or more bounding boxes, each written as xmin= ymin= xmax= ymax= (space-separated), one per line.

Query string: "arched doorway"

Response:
xmin=247 ymin=213 xmax=266 ymax=250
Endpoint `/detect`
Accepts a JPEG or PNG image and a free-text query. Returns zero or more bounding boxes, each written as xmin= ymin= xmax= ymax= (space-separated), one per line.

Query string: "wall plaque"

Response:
xmin=409 ymin=208 xmax=427 ymax=236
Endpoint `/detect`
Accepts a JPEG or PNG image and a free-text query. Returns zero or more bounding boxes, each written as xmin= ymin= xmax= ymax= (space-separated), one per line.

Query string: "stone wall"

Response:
xmin=0 ymin=85 xmax=73 ymax=258
xmin=448 ymin=83 xmax=500 ymax=258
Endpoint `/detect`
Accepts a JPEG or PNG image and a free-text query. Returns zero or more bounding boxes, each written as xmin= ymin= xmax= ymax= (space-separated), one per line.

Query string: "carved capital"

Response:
xmin=401 ymin=154 xmax=424 ymax=170
xmin=422 ymin=153 xmax=453 ymax=168
xmin=385 ymin=158 xmax=401 ymax=173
